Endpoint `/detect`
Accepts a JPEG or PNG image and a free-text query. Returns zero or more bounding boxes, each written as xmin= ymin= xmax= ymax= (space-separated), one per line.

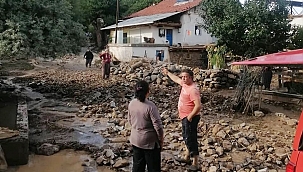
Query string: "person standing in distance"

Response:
xmin=99 ymin=49 xmax=112 ymax=79
xmin=84 ymin=48 xmax=94 ymax=68
xmin=128 ymin=80 xmax=164 ymax=172
xmin=162 ymin=68 xmax=201 ymax=171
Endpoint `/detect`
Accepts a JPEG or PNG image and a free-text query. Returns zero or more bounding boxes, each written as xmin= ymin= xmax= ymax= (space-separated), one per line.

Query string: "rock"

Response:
xmin=151 ymin=75 xmax=157 ymax=82
xmin=216 ymin=146 xmax=224 ymax=156
xmin=209 ymin=166 xmax=217 ymax=172
xmin=257 ymin=168 xmax=268 ymax=172
xmin=248 ymin=144 xmax=257 ymax=152
xmin=254 ymin=111 xmax=265 ymax=117
xmin=212 ymin=124 xmax=221 ymax=135
xmin=37 ymin=143 xmax=60 ymax=156
xmin=223 ymin=140 xmax=232 ymax=151
xmin=113 ymin=159 xmax=129 ymax=168
xmin=216 ymin=130 xmax=227 ymax=138
xmin=285 ymin=118 xmax=298 ymax=126
xmin=275 ymin=112 xmax=286 ymax=118
xmin=96 ymin=156 xmax=105 ymax=165
xmin=104 ymin=149 xmax=115 ymax=159
xmin=238 ymin=137 xmax=250 ymax=147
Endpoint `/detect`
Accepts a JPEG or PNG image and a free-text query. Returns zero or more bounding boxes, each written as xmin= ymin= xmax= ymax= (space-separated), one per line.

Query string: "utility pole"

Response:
xmin=115 ymin=0 xmax=119 ymax=44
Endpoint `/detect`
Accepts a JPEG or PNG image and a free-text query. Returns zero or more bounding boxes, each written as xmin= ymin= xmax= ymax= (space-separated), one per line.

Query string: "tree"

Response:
xmin=200 ymin=0 xmax=291 ymax=58
xmin=120 ymin=0 xmax=162 ymax=17
xmin=0 ymin=0 xmax=86 ymax=59
xmin=288 ymin=26 xmax=303 ymax=50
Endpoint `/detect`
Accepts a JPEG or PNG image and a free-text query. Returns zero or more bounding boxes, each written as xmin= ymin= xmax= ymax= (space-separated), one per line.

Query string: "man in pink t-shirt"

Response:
xmin=162 ymin=68 xmax=201 ymax=171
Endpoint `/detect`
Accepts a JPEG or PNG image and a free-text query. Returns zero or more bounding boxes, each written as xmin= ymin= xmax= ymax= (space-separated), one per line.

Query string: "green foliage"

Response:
xmin=0 ymin=0 xmax=164 ymax=58
xmin=200 ymin=0 xmax=291 ymax=58
xmin=0 ymin=0 xmax=86 ymax=59
xmin=207 ymin=45 xmax=226 ymax=69
xmin=288 ymin=26 xmax=303 ymax=50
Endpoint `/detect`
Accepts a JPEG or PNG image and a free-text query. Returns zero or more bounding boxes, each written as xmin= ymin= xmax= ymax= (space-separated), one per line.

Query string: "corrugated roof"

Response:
xmin=232 ymin=49 xmax=303 ymax=66
xmin=127 ymin=0 xmax=202 ymax=18
xmin=101 ymin=12 xmax=181 ymax=30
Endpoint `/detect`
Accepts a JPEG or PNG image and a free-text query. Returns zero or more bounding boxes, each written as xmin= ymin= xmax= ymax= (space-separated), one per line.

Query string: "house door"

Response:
xmin=166 ymin=29 xmax=173 ymax=46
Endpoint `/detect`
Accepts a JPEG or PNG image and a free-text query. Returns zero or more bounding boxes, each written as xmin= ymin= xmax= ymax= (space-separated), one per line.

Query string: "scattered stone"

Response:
xmin=37 ymin=143 xmax=60 ymax=156
xmin=254 ymin=111 xmax=265 ymax=117
xmin=113 ymin=159 xmax=129 ymax=168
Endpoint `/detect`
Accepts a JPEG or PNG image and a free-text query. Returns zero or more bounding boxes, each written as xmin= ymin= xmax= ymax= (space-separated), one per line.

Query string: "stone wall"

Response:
xmin=169 ymin=47 xmax=208 ymax=68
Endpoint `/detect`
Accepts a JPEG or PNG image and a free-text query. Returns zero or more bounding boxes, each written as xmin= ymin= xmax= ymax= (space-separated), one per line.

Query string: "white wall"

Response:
xmin=132 ymin=46 xmax=169 ymax=61
xmin=109 ymin=7 xmax=216 ymax=45
xmin=178 ymin=8 xmax=215 ymax=45
xmin=109 ymin=45 xmax=133 ymax=62
xmin=108 ymin=44 xmax=169 ymax=62
xmin=151 ymin=26 xmax=173 ymax=44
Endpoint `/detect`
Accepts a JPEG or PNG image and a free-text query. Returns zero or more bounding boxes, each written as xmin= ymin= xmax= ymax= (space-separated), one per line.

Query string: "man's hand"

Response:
xmin=187 ymin=115 xmax=193 ymax=122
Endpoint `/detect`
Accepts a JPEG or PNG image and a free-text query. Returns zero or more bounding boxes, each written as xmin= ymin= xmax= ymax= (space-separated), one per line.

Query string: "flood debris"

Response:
xmin=0 ymin=58 xmax=297 ymax=171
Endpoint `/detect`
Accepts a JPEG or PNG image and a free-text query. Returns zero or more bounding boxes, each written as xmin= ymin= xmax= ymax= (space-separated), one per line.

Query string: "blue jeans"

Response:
xmin=182 ymin=115 xmax=200 ymax=156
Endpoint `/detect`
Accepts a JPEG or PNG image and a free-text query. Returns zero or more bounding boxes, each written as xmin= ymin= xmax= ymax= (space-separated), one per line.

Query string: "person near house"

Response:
xmin=156 ymin=51 xmax=162 ymax=62
xmin=99 ymin=49 xmax=112 ymax=79
xmin=162 ymin=68 xmax=201 ymax=171
xmin=262 ymin=66 xmax=273 ymax=90
xmin=84 ymin=48 xmax=94 ymax=68
xmin=128 ymin=80 xmax=164 ymax=172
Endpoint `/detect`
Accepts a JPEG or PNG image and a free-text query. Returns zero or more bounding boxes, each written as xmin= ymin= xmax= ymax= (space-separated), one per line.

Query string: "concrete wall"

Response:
xmin=108 ymin=45 xmax=133 ymax=61
xmin=177 ymin=8 xmax=216 ymax=45
xmin=108 ymin=44 xmax=169 ymax=62
xmin=0 ymin=98 xmax=29 ymax=166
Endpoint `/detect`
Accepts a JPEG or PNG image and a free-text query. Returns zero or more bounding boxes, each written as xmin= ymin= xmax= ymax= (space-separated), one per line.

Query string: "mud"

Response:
xmin=7 ymin=149 xmax=114 ymax=172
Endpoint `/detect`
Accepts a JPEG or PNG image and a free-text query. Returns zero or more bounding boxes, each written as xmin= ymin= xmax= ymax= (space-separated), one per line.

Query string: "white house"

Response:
xmin=101 ymin=0 xmax=216 ymax=62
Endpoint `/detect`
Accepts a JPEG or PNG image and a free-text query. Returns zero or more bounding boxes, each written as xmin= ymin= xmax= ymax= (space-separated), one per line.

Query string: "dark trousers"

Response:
xmin=102 ymin=62 xmax=110 ymax=79
xmin=85 ymin=58 xmax=93 ymax=67
xmin=132 ymin=145 xmax=161 ymax=172
xmin=182 ymin=115 xmax=200 ymax=156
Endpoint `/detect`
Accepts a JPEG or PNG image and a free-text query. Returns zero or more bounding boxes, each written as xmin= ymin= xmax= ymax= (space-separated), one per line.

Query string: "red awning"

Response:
xmin=232 ymin=49 xmax=303 ymax=66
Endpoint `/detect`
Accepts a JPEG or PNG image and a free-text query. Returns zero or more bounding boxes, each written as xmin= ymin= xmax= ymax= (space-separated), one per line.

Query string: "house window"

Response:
xmin=123 ymin=33 xmax=128 ymax=43
xmin=159 ymin=28 xmax=165 ymax=37
xmin=195 ymin=25 xmax=201 ymax=36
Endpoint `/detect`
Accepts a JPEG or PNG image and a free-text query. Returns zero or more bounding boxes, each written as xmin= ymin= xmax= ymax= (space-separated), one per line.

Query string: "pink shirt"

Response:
xmin=178 ymin=81 xmax=201 ymax=119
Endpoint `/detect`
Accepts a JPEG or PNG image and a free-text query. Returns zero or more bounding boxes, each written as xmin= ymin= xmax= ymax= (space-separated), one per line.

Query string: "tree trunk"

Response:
xmin=96 ymin=18 xmax=104 ymax=48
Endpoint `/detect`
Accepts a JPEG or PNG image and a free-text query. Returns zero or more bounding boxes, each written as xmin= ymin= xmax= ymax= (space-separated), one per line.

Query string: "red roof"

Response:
xmin=232 ymin=49 xmax=303 ymax=66
xmin=127 ymin=0 xmax=202 ymax=18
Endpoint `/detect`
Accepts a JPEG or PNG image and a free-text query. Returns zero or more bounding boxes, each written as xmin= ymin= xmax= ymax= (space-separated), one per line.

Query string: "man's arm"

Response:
xmin=162 ymin=68 xmax=182 ymax=85
xmin=187 ymin=99 xmax=201 ymax=122
xmin=84 ymin=52 xmax=87 ymax=59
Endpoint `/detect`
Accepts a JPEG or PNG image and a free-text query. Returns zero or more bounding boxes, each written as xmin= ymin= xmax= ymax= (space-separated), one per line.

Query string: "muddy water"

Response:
xmin=7 ymin=150 xmax=114 ymax=172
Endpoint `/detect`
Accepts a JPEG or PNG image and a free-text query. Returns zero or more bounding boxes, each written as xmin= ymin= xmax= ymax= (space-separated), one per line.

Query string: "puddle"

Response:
xmin=7 ymin=149 xmax=115 ymax=172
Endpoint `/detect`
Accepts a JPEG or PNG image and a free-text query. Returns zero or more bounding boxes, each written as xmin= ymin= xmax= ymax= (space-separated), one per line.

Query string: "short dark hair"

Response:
xmin=181 ymin=68 xmax=194 ymax=78
xmin=134 ymin=80 xmax=150 ymax=102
